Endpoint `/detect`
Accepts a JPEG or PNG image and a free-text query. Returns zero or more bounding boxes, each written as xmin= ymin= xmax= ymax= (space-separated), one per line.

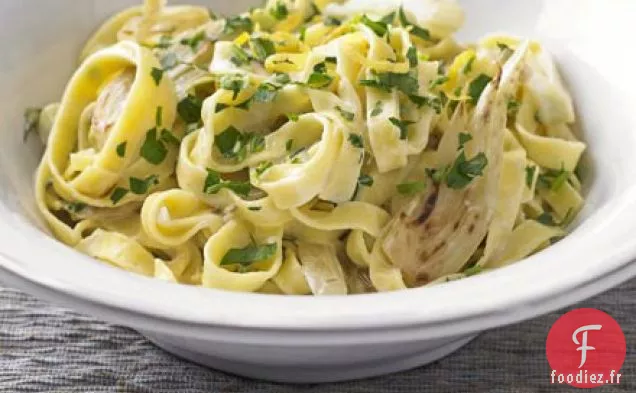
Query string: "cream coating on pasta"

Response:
xmin=33 ymin=0 xmax=586 ymax=294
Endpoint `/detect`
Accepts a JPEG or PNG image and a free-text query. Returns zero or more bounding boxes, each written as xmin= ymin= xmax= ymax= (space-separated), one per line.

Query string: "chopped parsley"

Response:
xmin=140 ymin=128 xmax=168 ymax=165
xmin=446 ymin=151 xmax=488 ymax=189
xmin=397 ymin=181 xmax=427 ymax=195
xmin=468 ymin=74 xmax=492 ymax=104
xmin=336 ymin=106 xmax=355 ymax=121
xmin=360 ymin=15 xmax=389 ymax=37
xmin=525 ymin=166 xmax=536 ymax=188
xmin=463 ymin=264 xmax=483 ymax=277
xmin=429 ymin=75 xmax=449 ymax=89
xmin=180 ymin=31 xmax=206 ymax=52
xmin=160 ymin=129 xmax=181 ymax=146
xmin=398 ymin=7 xmax=431 ymax=41
xmin=203 ymin=169 xmax=251 ymax=196
xmin=360 ymin=70 xmax=419 ymax=95
xmin=348 ymin=133 xmax=364 ymax=148
xmin=538 ymin=166 xmax=569 ymax=192
xmin=177 ymin=95 xmax=203 ymax=124
xmin=248 ymin=206 xmax=262 ymax=211
xmin=129 ymin=175 xmax=159 ymax=195
xmin=251 ymin=37 xmax=276 ymax=62
xmin=220 ymin=243 xmax=277 ymax=268
xmin=462 ymin=56 xmax=476 ymax=74
xmin=389 ymin=117 xmax=415 ymax=140
xmin=110 ymin=187 xmax=129 ymax=205
xmin=155 ymin=106 xmax=163 ymax=127
xmin=286 ymin=139 xmax=294 ymax=152
xmin=380 ymin=11 xmax=396 ymax=24
xmin=370 ymin=101 xmax=383 ymax=117
xmin=230 ymin=44 xmax=252 ymax=66
xmin=408 ymin=94 xmax=442 ymax=114
xmin=536 ymin=212 xmax=557 ymax=227
xmin=116 ymin=142 xmax=127 ymax=158
xmin=215 ymin=126 xmax=264 ymax=162
xmin=270 ymin=1 xmax=289 ymax=20
xmin=223 ymin=15 xmax=254 ymax=35
xmin=358 ymin=174 xmax=374 ymax=187
xmin=220 ymin=74 xmax=247 ymax=100
xmin=307 ymin=72 xmax=333 ymax=89
xmin=406 ymin=46 xmax=418 ymax=68
xmin=458 ymin=133 xmax=473 ymax=150
xmin=151 ymin=67 xmax=164 ymax=86
xmin=255 ymin=161 xmax=273 ymax=176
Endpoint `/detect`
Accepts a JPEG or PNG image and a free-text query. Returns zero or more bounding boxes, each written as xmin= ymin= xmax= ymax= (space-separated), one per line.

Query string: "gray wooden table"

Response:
xmin=0 ymin=281 xmax=634 ymax=392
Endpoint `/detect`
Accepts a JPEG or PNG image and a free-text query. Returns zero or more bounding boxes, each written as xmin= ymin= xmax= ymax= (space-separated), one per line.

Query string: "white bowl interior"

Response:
xmin=1 ymin=0 xmax=636 ymax=332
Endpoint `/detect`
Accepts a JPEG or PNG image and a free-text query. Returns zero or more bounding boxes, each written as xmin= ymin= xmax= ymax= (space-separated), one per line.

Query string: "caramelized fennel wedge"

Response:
xmin=381 ymin=43 xmax=530 ymax=286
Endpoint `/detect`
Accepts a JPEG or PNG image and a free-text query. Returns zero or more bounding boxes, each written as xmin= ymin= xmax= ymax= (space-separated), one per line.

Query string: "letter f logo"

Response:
xmin=572 ymin=324 xmax=602 ymax=368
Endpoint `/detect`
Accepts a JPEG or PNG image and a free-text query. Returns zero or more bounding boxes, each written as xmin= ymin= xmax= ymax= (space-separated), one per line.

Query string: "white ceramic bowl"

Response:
xmin=1 ymin=0 xmax=636 ymax=384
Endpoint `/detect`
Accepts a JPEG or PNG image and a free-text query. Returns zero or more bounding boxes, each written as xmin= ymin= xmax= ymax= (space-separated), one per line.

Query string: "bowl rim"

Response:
xmin=1 ymin=185 xmax=636 ymax=339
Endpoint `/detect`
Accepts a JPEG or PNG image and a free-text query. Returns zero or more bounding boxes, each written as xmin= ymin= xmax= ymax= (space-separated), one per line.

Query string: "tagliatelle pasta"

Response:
xmin=31 ymin=0 xmax=586 ymax=294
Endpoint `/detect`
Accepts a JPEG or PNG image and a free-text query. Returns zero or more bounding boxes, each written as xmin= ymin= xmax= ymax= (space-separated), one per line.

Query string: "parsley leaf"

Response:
xmin=270 ymin=1 xmax=289 ymax=20
xmin=360 ymin=15 xmax=388 ymax=37
xmin=177 ymin=95 xmax=203 ymax=124
xmin=223 ymin=16 xmax=254 ymax=35
xmin=160 ymin=129 xmax=181 ymax=146
xmin=286 ymin=139 xmax=294 ymax=152
xmin=536 ymin=212 xmax=557 ymax=227
xmin=348 ymin=133 xmax=364 ymax=148
xmin=370 ymin=101 xmax=383 ymax=117
xmin=230 ymin=44 xmax=251 ymax=66
xmin=307 ymin=72 xmax=333 ymax=88
xmin=406 ymin=46 xmax=418 ymax=68
xmin=389 ymin=117 xmax=415 ymax=139
xmin=220 ymin=243 xmax=277 ymax=268
xmin=116 ymin=142 xmax=127 ymax=158
xmin=151 ymin=67 xmax=164 ymax=86
xmin=140 ymin=128 xmax=168 ymax=165
xmin=287 ymin=113 xmax=299 ymax=122
xmin=398 ymin=7 xmax=431 ymax=41
xmin=216 ymin=126 xmax=243 ymax=158
xmin=507 ymin=99 xmax=521 ymax=116
xmin=66 ymin=202 xmax=87 ymax=214
xmin=358 ymin=174 xmax=374 ymax=187
xmin=463 ymin=56 xmax=476 ymax=74
xmin=458 ymin=133 xmax=473 ymax=150
xmin=324 ymin=16 xmax=342 ymax=26
xmin=360 ymin=71 xmax=419 ymax=95
xmin=251 ymin=37 xmax=276 ymax=62
xmin=397 ymin=181 xmax=426 ymax=195
xmin=155 ymin=106 xmax=163 ymax=127
xmin=446 ymin=151 xmax=488 ymax=189
xmin=380 ymin=11 xmax=396 ymax=24
xmin=129 ymin=175 xmax=159 ymax=195
xmin=110 ymin=187 xmax=129 ymax=205
xmin=468 ymin=74 xmax=492 ymax=104
xmin=180 ymin=31 xmax=206 ymax=52
xmin=336 ymin=106 xmax=355 ymax=121
xmin=408 ymin=94 xmax=442 ymax=114
xmin=220 ymin=74 xmax=247 ymax=100
xmin=203 ymin=169 xmax=251 ymax=196
xmin=538 ymin=166 xmax=569 ymax=192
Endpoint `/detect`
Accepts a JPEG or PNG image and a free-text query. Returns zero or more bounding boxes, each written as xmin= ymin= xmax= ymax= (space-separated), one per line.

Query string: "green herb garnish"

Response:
xmin=446 ymin=151 xmax=488 ymax=189
xmin=336 ymin=106 xmax=355 ymax=121
xmin=220 ymin=243 xmax=277 ymax=268
xmin=458 ymin=133 xmax=473 ymax=150
xmin=116 ymin=142 xmax=127 ymax=158
xmin=389 ymin=117 xmax=415 ymax=140
xmin=406 ymin=46 xmax=418 ymax=68
xmin=398 ymin=7 xmax=431 ymax=41
xmin=140 ymin=129 xmax=168 ymax=165
xmin=223 ymin=16 xmax=254 ymax=35
xmin=151 ymin=67 xmax=164 ymax=86
xmin=348 ymin=133 xmax=364 ymax=148
xmin=251 ymin=37 xmax=276 ymax=62
xmin=525 ymin=166 xmax=536 ymax=188
xmin=110 ymin=187 xmax=129 ymax=205
xmin=360 ymin=15 xmax=388 ymax=37
xmin=220 ymin=74 xmax=247 ymax=100
xmin=358 ymin=174 xmax=374 ymax=187
xmin=203 ymin=169 xmax=251 ymax=196
xmin=270 ymin=1 xmax=289 ymax=20
xmin=130 ymin=175 xmax=159 ymax=195
xmin=370 ymin=101 xmax=383 ymax=117
xmin=177 ymin=95 xmax=203 ymax=124
xmin=468 ymin=74 xmax=492 ymax=104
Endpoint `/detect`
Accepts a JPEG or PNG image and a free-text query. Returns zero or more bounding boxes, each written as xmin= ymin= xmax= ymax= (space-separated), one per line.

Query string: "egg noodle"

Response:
xmin=31 ymin=0 xmax=586 ymax=294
